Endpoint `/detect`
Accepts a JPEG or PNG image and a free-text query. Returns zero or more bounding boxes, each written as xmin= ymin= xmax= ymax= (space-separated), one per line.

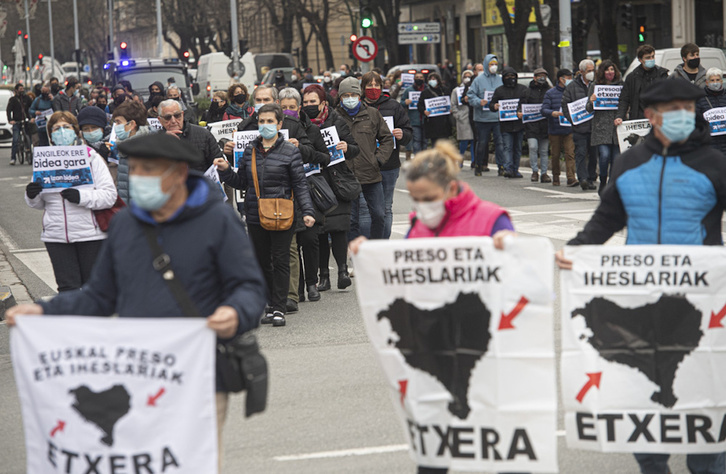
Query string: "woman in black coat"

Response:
xmin=300 ymin=85 xmax=360 ymax=291
xmin=215 ymin=103 xmax=315 ymax=328
xmin=696 ymin=68 xmax=726 ymax=157
xmin=417 ymin=72 xmax=452 ymax=146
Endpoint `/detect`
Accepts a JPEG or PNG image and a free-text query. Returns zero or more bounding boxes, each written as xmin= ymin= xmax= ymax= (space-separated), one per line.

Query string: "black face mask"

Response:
xmin=504 ymin=77 xmax=517 ymax=87
xmin=303 ymin=104 xmax=321 ymax=119
xmin=233 ymin=94 xmax=246 ymax=105
xmin=41 ymin=93 xmax=49 ymax=100
xmin=687 ymin=57 xmax=700 ymax=69
xmin=114 ymin=95 xmax=126 ymax=105
xmin=414 ymin=79 xmax=424 ymax=87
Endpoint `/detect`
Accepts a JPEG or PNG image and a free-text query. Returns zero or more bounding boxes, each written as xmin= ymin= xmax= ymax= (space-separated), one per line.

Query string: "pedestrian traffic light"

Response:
xmin=620 ymin=3 xmax=633 ymax=29
xmin=637 ymin=17 xmax=647 ymax=43
xmin=360 ymin=7 xmax=373 ymax=29
xmin=38 ymin=54 xmax=43 ymax=65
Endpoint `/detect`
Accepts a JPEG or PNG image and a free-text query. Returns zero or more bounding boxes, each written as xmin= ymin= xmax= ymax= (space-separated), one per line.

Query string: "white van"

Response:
xmin=196 ymin=52 xmax=232 ymax=99
xmin=623 ymin=47 xmax=726 ymax=78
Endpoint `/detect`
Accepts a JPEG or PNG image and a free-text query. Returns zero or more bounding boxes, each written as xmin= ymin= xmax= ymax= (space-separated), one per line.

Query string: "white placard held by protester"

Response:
xmin=522 ymin=103 xmax=545 ymax=123
xmin=408 ymin=91 xmax=421 ymax=110
xmin=498 ymin=98 xmax=520 ymax=122
xmin=303 ymin=162 xmax=321 ymax=176
xmin=147 ymin=118 xmax=163 ymax=132
xmin=616 ymin=119 xmax=652 ymax=152
xmin=593 ymin=85 xmax=622 ymax=110
xmin=32 ymin=146 xmax=94 ymax=193
xmin=561 ymin=245 xmax=726 ymax=454
xmin=559 ymin=109 xmax=572 ymax=127
xmin=233 ymin=129 xmax=289 ymax=169
xmin=353 ymin=236 xmax=558 ymax=472
xmin=206 ymin=119 xmax=243 ymax=142
xmin=481 ymin=90 xmax=495 ymax=111
xmin=702 ymin=107 xmax=726 ymax=137
xmin=320 ymin=126 xmax=345 ymax=166
xmin=35 ymin=108 xmax=53 ymax=129
xmin=567 ymin=97 xmax=594 ymax=126
xmin=424 ymin=96 xmax=451 ymax=117
xmin=204 ymin=164 xmax=228 ymax=202
xmin=11 ymin=316 xmax=218 ymax=473
xmin=401 ymin=73 xmax=415 ymax=88
xmin=454 ymin=86 xmax=464 ymax=105
xmin=383 ymin=116 xmax=396 ymax=148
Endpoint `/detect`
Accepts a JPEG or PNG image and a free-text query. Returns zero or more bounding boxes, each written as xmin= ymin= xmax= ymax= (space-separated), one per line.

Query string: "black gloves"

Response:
xmin=60 ymin=188 xmax=81 ymax=204
xmin=26 ymin=182 xmax=42 ymax=199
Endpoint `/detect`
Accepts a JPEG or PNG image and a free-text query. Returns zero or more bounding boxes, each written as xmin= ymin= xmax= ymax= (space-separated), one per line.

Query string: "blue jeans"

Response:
xmin=572 ymin=132 xmax=597 ymax=182
xmin=358 ymin=168 xmax=399 ymax=239
xmin=502 ymin=130 xmax=524 ymax=174
xmin=411 ymin=125 xmax=425 ymax=153
xmin=527 ymin=137 xmax=549 ymax=174
xmin=458 ymin=139 xmax=473 ymax=157
xmin=597 ymin=144 xmax=619 ymax=180
xmin=11 ymin=122 xmax=21 ymax=162
xmin=474 ymin=121 xmax=504 ymax=169
xmin=634 ymin=452 xmax=725 ymax=474
xmin=349 ymin=181 xmax=385 ymax=241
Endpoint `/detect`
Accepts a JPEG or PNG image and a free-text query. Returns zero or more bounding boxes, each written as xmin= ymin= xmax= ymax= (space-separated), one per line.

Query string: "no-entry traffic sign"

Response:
xmin=352 ymin=36 xmax=378 ymax=63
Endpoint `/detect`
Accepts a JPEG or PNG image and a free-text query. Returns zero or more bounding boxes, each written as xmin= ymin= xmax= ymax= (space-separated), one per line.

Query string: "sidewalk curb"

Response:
xmin=0 ymin=248 xmax=33 ymax=319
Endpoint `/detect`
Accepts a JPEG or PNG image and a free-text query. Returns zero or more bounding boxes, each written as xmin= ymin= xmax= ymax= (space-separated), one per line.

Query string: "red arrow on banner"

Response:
xmin=50 ymin=420 xmax=65 ymax=437
xmin=499 ymin=296 xmax=529 ymax=330
xmin=575 ymin=372 xmax=602 ymax=403
xmin=147 ymin=387 xmax=165 ymax=406
xmin=398 ymin=380 xmax=408 ymax=406
xmin=709 ymin=303 xmax=726 ymax=328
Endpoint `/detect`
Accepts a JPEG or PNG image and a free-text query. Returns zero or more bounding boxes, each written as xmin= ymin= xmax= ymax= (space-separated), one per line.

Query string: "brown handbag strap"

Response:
xmin=251 ymin=148 xmax=261 ymax=198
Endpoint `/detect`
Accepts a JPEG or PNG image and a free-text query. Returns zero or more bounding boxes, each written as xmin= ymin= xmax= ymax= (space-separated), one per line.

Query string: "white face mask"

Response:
xmin=585 ymin=71 xmax=595 ymax=82
xmin=413 ymin=199 xmax=447 ymax=229
xmin=489 ymin=64 xmax=498 ymax=74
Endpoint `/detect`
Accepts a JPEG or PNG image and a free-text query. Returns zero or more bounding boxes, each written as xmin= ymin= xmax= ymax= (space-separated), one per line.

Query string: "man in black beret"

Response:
xmin=556 ymin=80 xmax=726 ymax=474
xmin=6 ymin=133 xmax=267 ymax=466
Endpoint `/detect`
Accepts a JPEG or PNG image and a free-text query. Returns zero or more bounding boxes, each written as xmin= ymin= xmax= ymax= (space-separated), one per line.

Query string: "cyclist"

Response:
xmin=7 ymin=83 xmax=31 ymax=165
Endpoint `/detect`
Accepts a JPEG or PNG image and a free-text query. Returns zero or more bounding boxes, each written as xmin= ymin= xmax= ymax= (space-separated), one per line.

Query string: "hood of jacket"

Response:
xmin=501 ymin=67 xmax=518 ymax=87
xmin=483 ymin=54 xmax=498 ymax=77
xmin=148 ymin=81 xmax=165 ymax=97
xmin=130 ymin=172 xmax=214 ymax=225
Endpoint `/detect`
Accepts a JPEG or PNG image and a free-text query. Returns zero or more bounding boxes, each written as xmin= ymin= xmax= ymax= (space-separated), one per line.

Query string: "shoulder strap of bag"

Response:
xmin=251 ymin=148 xmax=261 ymax=198
xmin=141 ymin=223 xmax=200 ymax=318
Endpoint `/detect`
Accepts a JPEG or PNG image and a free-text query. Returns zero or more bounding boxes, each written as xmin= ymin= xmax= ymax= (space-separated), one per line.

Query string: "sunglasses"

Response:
xmin=160 ymin=112 xmax=183 ymax=121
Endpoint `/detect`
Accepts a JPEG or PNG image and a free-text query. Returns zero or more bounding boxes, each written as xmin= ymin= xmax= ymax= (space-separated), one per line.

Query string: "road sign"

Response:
xmin=352 ymin=36 xmax=378 ymax=63
xmin=226 ymin=60 xmax=245 ymax=78
xmin=397 ymin=22 xmax=441 ymax=34
xmin=397 ymin=33 xmax=441 ymax=45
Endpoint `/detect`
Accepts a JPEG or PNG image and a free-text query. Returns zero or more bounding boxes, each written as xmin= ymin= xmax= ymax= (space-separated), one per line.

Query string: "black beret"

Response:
xmin=117 ymin=133 xmax=203 ymax=164
xmin=640 ymin=79 xmax=706 ymax=106
xmin=557 ymin=68 xmax=573 ymax=79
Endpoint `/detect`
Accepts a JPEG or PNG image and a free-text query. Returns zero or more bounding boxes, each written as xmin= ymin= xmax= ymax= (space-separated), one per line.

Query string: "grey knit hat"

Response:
xmin=338 ymin=77 xmax=361 ymax=96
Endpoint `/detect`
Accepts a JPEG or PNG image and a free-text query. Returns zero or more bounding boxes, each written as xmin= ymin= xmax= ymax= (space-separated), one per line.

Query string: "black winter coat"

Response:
xmin=417 ymin=85 xmax=451 ymax=140
xmin=220 ymin=135 xmax=315 ymax=227
xmin=295 ymin=112 xmax=332 ymax=231
xmin=7 ymin=94 xmax=31 ymax=122
xmin=170 ymin=122 xmax=224 ymax=172
xmin=236 ymin=113 xmax=316 ymax=164
xmin=524 ymin=80 xmax=550 ymax=140
xmin=561 ymin=76 xmax=592 ymax=134
xmin=365 ymin=95 xmax=413 ymax=171
xmin=697 ymin=88 xmax=726 ymax=157
xmin=489 ymin=70 xmax=529 ymax=134
xmin=616 ymin=65 xmax=669 ymax=121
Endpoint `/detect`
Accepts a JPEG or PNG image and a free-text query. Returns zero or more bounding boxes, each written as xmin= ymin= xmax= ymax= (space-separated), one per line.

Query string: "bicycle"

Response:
xmin=16 ymin=118 xmax=33 ymax=165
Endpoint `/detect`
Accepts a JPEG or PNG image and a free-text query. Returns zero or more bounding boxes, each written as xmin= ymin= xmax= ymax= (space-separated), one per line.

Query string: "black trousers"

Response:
xmin=318 ymin=231 xmax=348 ymax=275
xmin=247 ymin=223 xmax=295 ymax=313
xmin=45 ymin=240 xmax=105 ymax=292
xmin=297 ymin=227 xmax=320 ymax=287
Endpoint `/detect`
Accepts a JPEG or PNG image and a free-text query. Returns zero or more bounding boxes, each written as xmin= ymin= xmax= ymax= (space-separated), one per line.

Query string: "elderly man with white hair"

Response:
xmin=158 ymin=98 xmax=223 ymax=172
xmin=696 ymin=67 xmax=726 ymax=155
xmin=562 ymin=58 xmax=598 ymax=191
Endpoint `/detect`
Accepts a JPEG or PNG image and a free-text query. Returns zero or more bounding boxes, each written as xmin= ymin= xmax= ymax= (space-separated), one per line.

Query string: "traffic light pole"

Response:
xmin=156 ymin=0 xmax=163 ymax=58
xmin=108 ymin=0 xmax=114 ymax=62
xmin=23 ymin=0 xmax=31 ymax=84
xmin=48 ymin=0 xmax=55 ymax=79
xmin=230 ymin=0 xmax=240 ymax=78
xmin=73 ymin=0 xmax=81 ymax=79
xmin=559 ymin=0 xmax=573 ymax=71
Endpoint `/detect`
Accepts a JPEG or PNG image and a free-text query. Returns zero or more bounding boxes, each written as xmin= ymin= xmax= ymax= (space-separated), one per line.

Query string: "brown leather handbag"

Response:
xmin=251 ymin=148 xmax=294 ymax=231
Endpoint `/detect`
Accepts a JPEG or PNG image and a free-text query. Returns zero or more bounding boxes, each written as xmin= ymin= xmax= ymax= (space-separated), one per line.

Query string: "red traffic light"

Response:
xmin=23 ymin=34 xmax=28 ymax=40
xmin=120 ymin=41 xmax=128 ymax=50
xmin=38 ymin=54 xmax=43 ymax=59
xmin=350 ymin=34 xmax=358 ymax=42
xmin=183 ymin=51 xmax=190 ymax=58
xmin=17 ymin=30 xmax=22 ymax=36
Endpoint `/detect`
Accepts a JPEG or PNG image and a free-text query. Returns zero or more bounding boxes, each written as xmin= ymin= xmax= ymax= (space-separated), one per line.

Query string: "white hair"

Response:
xmin=579 ymin=59 xmax=595 ymax=72
xmin=278 ymin=87 xmax=301 ymax=105
xmin=252 ymin=84 xmax=278 ymax=102
xmin=158 ymin=99 xmax=181 ymax=115
xmin=706 ymin=67 xmax=723 ymax=80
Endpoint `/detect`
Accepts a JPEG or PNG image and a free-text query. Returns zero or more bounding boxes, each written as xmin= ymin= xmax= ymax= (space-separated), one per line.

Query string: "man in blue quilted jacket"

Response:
xmin=557 ymin=79 xmax=726 ymax=474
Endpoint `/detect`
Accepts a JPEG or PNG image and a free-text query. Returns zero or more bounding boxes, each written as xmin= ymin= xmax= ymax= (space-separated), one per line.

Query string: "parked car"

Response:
xmin=623 ymin=47 xmax=726 ymax=78
xmin=386 ymin=64 xmax=440 ymax=79
xmin=0 ymin=88 xmax=14 ymax=147
xmin=517 ymin=72 xmax=553 ymax=88
xmin=196 ymin=52 xmax=232 ymax=99
xmin=259 ymin=67 xmax=295 ymax=87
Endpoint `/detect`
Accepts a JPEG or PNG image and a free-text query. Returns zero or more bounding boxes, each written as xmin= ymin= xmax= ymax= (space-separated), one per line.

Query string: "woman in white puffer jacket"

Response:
xmin=25 ymin=111 xmax=117 ymax=292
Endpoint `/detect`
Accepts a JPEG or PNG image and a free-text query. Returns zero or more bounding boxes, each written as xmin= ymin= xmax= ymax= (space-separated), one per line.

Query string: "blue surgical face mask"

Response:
xmin=428 ymin=79 xmax=438 ymax=88
xmin=644 ymin=59 xmax=656 ymax=69
xmin=254 ymin=103 xmax=264 ymax=113
xmin=342 ymin=96 xmax=360 ymax=110
xmin=565 ymin=79 xmax=573 ymax=86
xmin=659 ymin=109 xmax=695 ymax=144
xmin=258 ymin=123 xmax=278 ymax=140
xmin=51 ymin=127 xmax=78 ymax=146
xmin=129 ymin=165 xmax=177 ymax=211
xmin=114 ymin=122 xmax=130 ymax=141
xmin=83 ymin=129 xmax=103 ymax=143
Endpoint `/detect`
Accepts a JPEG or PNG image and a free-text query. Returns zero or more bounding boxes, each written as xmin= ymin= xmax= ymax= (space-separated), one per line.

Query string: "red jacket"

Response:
xmin=407 ymin=182 xmax=508 ymax=238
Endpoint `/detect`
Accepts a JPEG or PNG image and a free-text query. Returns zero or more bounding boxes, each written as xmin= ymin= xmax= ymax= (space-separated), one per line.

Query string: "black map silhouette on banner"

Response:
xmin=377 ymin=292 xmax=492 ymax=419
xmin=70 ymin=384 xmax=131 ymax=446
xmin=572 ymin=294 xmax=704 ymax=408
